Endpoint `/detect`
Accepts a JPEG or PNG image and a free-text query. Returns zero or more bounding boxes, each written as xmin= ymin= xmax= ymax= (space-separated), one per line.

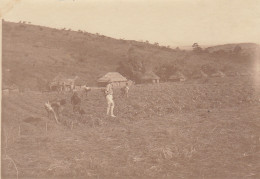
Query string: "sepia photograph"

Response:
xmin=1 ymin=0 xmax=260 ymax=178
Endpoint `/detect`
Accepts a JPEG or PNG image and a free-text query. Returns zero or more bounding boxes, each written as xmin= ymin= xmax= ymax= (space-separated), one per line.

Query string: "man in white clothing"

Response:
xmin=105 ymin=81 xmax=116 ymax=117
xmin=82 ymin=84 xmax=91 ymax=98
xmin=121 ymin=82 xmax=129 ymax=98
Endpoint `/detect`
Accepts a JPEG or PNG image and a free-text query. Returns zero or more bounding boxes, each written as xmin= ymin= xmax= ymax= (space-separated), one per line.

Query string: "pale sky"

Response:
xmin=1 ymin=0 xmax=260 ymax=47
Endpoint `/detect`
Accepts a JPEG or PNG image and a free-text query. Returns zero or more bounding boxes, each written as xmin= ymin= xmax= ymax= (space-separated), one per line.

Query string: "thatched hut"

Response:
xmin=211 ymin=71 xmax=225 ymax=78
xmin=50 ymin=73 xmax=78 ymax=91
xmin=169 ymin=72 xmax=186 ymax=82
xmin=97 ymin=72 xmax=128 ymax=87
xmin=139 ymin=71 xmax=160 ymax=84
xmin=2 ymin=84 xmax=19 ymax=95
xmin=74 ymin=78 xmax=87 ymax=90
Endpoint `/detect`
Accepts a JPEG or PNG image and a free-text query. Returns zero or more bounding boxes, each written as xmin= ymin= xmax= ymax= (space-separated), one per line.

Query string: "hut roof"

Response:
xmin=74 ymin=78 xmax=87 ymax=86
xmin=52 ymin=73 xmax=77 ymax=84
xmin=211 ymin=71 xmax=225 ymax=77
xmin=53 ymin=73 xmax=70 ymax=82
xmin=140 ymin=71 xmax=160 ymax=80
xmin=200 ymin=70 xmax=208 ymax=78
xmin=97 ymin=72 xmax=127 ymax=83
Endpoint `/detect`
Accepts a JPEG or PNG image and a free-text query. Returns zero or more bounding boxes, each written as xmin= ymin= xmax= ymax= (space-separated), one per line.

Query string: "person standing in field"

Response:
xmin=82 ymin=84 xmax=91 ymax=99
xmin=121 ymin=82 xmax=129 ymax=98
xmin=71 ymin=91 xmax=81 ymax=113
xmin=105 ymin=81 xmax=116 ymax=117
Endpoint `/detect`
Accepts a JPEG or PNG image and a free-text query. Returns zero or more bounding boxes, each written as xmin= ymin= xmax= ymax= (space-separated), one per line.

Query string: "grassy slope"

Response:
xmin=2 ymin=21 xmax=179 ymax=89
xmin=2 ymin=76 xmax=260 ymax=178
xmin=3 ymin=21 xmax=259 ymax=90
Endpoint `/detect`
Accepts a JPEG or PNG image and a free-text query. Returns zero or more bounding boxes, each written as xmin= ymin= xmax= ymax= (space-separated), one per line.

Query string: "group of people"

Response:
xmin=44 ymin=82 xmax=130 ymax=123
xmin=44 ymin=85 xmax=89 ymax=123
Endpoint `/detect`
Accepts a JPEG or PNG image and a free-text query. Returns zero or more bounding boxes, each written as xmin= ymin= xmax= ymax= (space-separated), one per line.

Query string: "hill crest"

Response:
xmin=2 ymin=20 xmax=259 ymax=90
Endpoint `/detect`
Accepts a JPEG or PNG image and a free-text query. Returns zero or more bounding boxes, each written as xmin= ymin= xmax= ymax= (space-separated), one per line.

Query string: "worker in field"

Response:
xmin=105 ymin=80 xmax=116 ymax=117
xmin=71 ymin=91 xmax=81 ymax=113
xmin=82 ymin=84 xmax=91 ymax=98
xmin=61 ymin=82 xmax=66 ymax=93
xmin=51 ymin=99 xmax=66 ymax=119
xmin=44 ymin=99 xmax=66 ymax=124
xmin=44 ymin=101 xmax=58 ymax=123
xmin=121 ymin=82 xmax=129 ymax=98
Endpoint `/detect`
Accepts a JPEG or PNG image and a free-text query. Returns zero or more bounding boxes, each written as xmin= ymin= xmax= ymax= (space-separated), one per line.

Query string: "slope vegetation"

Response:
xmin=3 ymin=21 xmax=259 ymax=90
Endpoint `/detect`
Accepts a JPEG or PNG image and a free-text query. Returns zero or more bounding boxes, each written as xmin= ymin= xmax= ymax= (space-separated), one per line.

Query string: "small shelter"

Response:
xmin=2 ymin=84 xmax=19 ymax=95
xmin=211 ymin=71 xmax=225 ymax=78
xmin=2 ymin=89 xmax=9 ymax=95
xmin=126 ymin=80 xmax=135 ymax=86
xmin=200 ymin=70 xmax=208 ymax=78
xmin=190 ymin=70 xmax=208 ymax=79
xmin=239 ymin=72 xmax=250 ymax=76
xmin=74 ymin=78 xmax=87 ymax=90
xmin=50 ymin=73 xmax=78 ymax=91
xmin=169 ymin=72 xmax=186 ymax=82
xmin=97 ymin=72 xmax=128 ymax=87
xmin=140 ymin=71 xmax=160 ymax=84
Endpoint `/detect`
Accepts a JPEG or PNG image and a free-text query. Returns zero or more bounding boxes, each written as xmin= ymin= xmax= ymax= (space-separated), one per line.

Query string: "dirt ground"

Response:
xmin=2 ymin=76 xmax=260 ymax=179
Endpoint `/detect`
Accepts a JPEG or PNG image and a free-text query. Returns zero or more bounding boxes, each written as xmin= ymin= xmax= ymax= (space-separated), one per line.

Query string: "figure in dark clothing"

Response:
xmin=71 ymin=92 xmax=81 ymax=113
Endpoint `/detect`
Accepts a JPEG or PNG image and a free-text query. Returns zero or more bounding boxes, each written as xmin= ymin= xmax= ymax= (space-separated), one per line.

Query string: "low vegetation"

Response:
xmin=2 ymin=76 xmax=260 ymax=178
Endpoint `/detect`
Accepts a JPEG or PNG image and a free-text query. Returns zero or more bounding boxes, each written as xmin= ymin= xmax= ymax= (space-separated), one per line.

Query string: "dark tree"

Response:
xmin=156 ymin=64 xmax=178 ymax=81
xmin=117 ymin=47 xmax=152 ymax=81
xmin=192 ymin=43 xmax=203 ymax=53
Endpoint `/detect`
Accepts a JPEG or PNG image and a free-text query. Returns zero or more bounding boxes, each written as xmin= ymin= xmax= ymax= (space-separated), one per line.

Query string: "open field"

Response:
xmin=2 ymin=76 xmax=260 ymax=179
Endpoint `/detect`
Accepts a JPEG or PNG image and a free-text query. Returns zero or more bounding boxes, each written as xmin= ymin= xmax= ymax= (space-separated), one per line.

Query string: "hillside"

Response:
xmin=2 ymin=20 xmax=260 ymax=90
xmin=2 ymin=21 xmax=177 ymax=89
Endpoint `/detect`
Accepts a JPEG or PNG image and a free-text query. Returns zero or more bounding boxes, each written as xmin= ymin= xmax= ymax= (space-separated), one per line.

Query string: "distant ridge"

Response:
xmin=206 ymin=43 xmax=259 ymax=53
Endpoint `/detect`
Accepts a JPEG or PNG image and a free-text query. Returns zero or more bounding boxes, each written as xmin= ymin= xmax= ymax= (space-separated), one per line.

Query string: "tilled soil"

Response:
xmin=2 ymin=76 xmax=260 ymax=178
